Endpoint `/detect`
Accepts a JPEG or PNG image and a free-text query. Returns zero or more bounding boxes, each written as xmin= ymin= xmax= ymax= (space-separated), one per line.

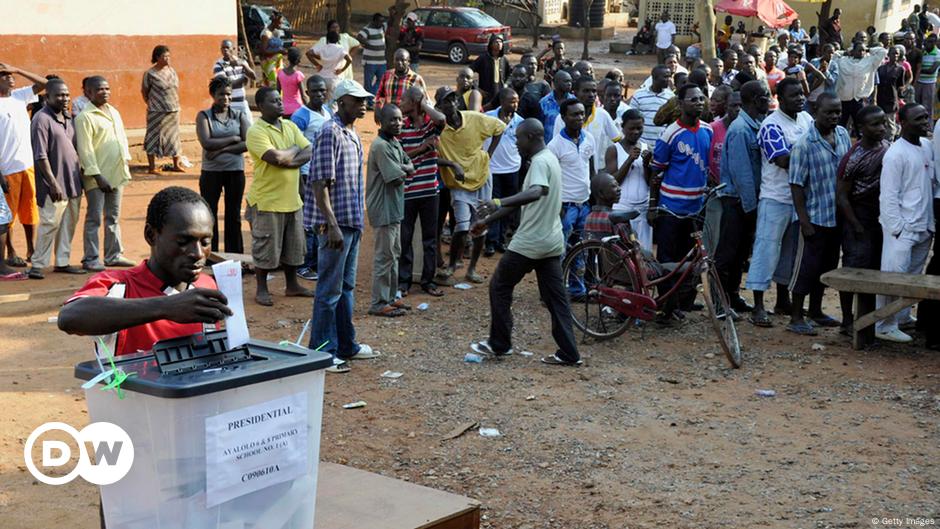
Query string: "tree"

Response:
xmin=386 ymin=0 xmax=412 ymax=68
xmin=700 ymin=0 xmax=716 ymax=62
xmin=337 ymin=0 xmax=351 ymax=32
xmin=582 ymin=0 xmax=594 ymax=60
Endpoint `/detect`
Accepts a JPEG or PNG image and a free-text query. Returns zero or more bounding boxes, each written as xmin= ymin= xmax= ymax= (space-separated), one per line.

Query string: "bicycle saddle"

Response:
xmin=609 ymin=210 xmax=640 ymax=225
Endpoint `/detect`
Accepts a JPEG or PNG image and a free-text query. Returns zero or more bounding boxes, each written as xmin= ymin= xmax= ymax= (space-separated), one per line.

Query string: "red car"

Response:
xmin=407 ymin=7 xmax=511 ymax=64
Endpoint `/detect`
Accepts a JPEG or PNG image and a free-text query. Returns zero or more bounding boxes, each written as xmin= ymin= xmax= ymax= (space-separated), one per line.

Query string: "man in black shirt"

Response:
xmin=875 ymin=46 xmax=906 ymax=139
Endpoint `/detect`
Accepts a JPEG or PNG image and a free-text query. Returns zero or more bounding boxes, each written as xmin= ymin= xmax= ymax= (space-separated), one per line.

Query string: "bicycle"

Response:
xmin=562 ymin=187 xmax=742 ymax=368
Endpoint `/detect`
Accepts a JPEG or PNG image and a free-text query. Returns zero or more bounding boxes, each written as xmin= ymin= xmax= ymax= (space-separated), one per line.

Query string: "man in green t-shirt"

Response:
xmin=468 ymin=118 xmax=581 ymax=366
xmin=366 ymin=104 xmax=414 ymax=317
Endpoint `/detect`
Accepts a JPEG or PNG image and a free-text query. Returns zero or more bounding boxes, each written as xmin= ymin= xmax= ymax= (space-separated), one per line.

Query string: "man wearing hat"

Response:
xmin=306 ymin=79 xmax=379 ymax=373
xmin=434 ymin=85 xmax=506 ymax=284
xmin=0 ymin=62 xmax=48 ymax=269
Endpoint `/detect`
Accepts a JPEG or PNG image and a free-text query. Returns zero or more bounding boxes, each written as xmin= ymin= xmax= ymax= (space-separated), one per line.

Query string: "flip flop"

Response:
xmin=255 ymin=293 xmax=274 ymax=306
xmin=27 ymin=268 xmax=44 ymax=280
xmin=5 ymin=256 xmax=26 ymax=267
xmin=465 ymin=271 xmax=485 ymax=284
xmin=369 ymin=306 xmax=407 ymax=318
xmin=810 ymin=314 xmax=841 ymax=328
xmin=748 ymin=314 xmax=773 ymax=328
xmin=786 ymin=321 xmax=818 ymax=336
xmin=422 ymin=284 xmax=445 ymax=297
xmin=540 ymin=354 xmax=583 ymax=366
xmin=0 ymin=271 xmax=28 ymax=281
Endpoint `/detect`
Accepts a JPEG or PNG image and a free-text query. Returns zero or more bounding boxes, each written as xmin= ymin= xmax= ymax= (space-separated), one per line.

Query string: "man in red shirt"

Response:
xmin=58 ymin=186 xmax=232 ymax=355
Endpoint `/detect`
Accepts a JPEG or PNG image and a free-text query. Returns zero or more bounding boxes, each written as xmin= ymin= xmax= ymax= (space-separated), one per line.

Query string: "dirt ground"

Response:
xmin=1 ymin=36 xmax=938 ymax=529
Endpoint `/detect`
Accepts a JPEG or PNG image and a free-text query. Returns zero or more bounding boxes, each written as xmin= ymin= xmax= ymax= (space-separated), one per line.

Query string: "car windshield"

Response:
xmin=460 ymin=9 xmax=501 ymax=27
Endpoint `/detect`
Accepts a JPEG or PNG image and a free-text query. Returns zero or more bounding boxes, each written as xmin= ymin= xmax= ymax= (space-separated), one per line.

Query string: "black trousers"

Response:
xmin=399 ymin=194 xmax=439 ymax=289
xmin=790 ymin=224 xmax=841 ymax=297
xmin=199 ymin=170 xmax=245 ymax=253
xmin=654 ymin=214 xmax=697 ymax=311
xmin=917 ymin=198 xmax=940 ymax=346
xmin=840 ymin=98 xmax=864 ymax=135
xmin=489 ymin=250 xmax=579 ymax=362
xmin=714 ymin=197 xmax=756 ymax=298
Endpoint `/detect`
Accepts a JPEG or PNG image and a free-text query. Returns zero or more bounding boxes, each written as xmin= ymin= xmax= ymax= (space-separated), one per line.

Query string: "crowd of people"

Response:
xmin=3 ymin=7 xmax=938 ymax=382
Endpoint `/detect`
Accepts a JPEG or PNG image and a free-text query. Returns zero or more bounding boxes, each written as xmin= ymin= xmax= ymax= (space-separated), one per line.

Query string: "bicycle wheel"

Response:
xmin=562 ymin=240 xmax=637 ymax=340
xmin=700 ymin=264 xmax=742 ymax=368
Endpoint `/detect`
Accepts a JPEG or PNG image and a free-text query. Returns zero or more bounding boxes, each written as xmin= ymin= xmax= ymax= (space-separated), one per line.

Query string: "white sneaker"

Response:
xmin=470 ymin=339 xmax=513 ymax=357
xmin=876 ymin=329 xmax=913 ymax=343
xmin=348 ymin=343 xmax=381 ymax=360
xmin=326 ymin=360 xmax=350 ymax=373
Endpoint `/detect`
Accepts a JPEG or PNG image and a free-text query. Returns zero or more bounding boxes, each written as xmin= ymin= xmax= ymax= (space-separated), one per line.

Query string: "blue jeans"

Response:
xmin=561 ymin=201 xmax=590 ymax=295
xmin=745 ymin=198 xmax=797 ymax=292
xmin=486 ymin=171 xmax=519 ymax=247
xmin=310 ymin=226 xmax=362 ymax=360
xmin=363 ymin=63 xmax=386 ymax=98
xmin=302 ymin=228 xmax=318 ymax=272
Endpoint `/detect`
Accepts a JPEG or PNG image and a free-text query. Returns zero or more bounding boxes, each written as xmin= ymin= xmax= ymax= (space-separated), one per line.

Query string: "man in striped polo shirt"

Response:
xmin=357 ymin=13 xmax=387 ymax=108
xmin=397 ymin=86 xmax=448 ymax=297
xmin=649 ymin=83 xmax=712 ymax=319
xmin=213 ymin=39 xmax=257 ymax=123
xmin=629 ymin=65 xmax=674 ymax=147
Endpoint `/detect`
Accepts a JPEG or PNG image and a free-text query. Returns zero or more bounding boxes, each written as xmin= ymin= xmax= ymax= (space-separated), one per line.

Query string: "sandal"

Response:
xmin=786 ymin=321 xmax=818 ymax=336
xmin=421 ymin=284 xmax=445 ymax=297
xmin=255 ymin=292 xmax=274 ymax=306
xmin=0 ymin=271 xmax=28 ymax=281
xmin=6 ymin=255 xmax=26 ymax=267
xmin=465 ymin=271 xmax=485 ymax=284
xmin=27 ymin=268 xmax=44 ymax=280
xmin=369 ymin=305 xmax=407 ymax=318
xmin=391 ymin=299 xmax=411 ymax=310
xmin=748 ymin=313 xmax=773 ymax=328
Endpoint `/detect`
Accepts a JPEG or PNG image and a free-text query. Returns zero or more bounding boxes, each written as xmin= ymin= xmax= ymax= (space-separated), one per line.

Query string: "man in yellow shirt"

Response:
xmin=75 ymin=76 xmax=134 ymax=271
xmin=245 ymin=86 xmax=314 ymax=306
xmin=434 ymin=86 xmax=506 ymax=283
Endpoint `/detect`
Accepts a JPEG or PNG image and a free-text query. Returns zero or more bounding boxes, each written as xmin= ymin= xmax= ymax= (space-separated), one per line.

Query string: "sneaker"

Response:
xmin=348 ymin=343 xmax=381 ymax=360
xmin=326 ymin=360 xmax=351 ymax=373
xmin=470 ymin=339 xmax=512 ymax=357
xmin=297 ymin=267 xmax=318 ymax=281
xmin=875 ymin=329 xmax=913 ymax=343
xmin=540 ymin=353 xmax=583 ymax=366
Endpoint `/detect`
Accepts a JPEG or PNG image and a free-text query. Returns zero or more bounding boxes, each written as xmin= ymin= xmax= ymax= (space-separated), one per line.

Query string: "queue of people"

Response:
xmin=9 ymin=6 xmax=934 ymax=386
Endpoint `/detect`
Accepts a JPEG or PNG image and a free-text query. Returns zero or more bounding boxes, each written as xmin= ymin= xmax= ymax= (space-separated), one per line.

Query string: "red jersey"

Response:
xmin=65 ymin=261 xmax=219 ymax=356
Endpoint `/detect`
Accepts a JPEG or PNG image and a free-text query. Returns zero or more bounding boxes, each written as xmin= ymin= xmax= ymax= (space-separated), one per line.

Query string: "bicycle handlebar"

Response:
xmin=652 ymin=183 xmax=726 ymax=220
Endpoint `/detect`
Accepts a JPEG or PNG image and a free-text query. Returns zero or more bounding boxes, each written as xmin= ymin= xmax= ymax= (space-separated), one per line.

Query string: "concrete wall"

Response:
xmin=789 ymin=0 xmax=914 ymax=38
xmin=0 ymin=0 xmax=237 ymax=128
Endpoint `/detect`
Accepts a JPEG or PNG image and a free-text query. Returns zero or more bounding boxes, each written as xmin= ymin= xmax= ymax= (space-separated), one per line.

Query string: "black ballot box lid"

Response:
xmin=75 ymin=330 xmax=333 ymax=399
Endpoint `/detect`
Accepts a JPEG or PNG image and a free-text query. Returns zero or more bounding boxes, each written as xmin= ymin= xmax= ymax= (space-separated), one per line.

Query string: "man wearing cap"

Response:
xmin=0 ymin=62 xmax=48 ymax=269
xmin=375 ymin=49 xmax=425 ymax=124
xmin=435 ymin=86 xmax=506 ymax=284
xmin=306 ymin=79 xmax=378 ymax=373
xmin=244 ymin=86 xmax=314 ymax=307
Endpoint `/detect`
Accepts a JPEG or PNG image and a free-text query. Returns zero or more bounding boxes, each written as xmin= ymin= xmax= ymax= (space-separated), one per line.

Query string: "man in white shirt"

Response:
xmin=876 ymin=103 xmax=936 ymax=343
xmin=547 ymin=99 xmax=595 ymax=296
xmin=553 ymin=76 xmax=621 ymax=171
xmin=833 ymin=42 xmax=887 ymax=135
xmin=0 ymin=63 xmax=48 ymax=269
xmin=484 ymin=88 xmax=524 ymax=255
xmin=630 ymin=65 xmax=674 ymax=147
xmin=655 ymin=11 xmax=677 ymax=64
xmin=745 ymin=78 xmax=814 ymax=327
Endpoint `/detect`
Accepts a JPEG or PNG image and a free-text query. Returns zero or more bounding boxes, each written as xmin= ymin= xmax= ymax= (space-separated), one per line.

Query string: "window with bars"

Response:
xmin=643 ymin=0 xmax=697 ymax=36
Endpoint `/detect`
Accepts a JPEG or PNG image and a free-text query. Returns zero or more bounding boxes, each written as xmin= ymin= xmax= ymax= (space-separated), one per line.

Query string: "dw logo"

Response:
xmin=24 ymin=422 xmax=134 ymax=485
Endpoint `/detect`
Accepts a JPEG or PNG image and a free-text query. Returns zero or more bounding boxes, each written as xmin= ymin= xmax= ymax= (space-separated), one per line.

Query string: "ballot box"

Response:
xmin=75 ymin=330 xmax=331 ymax=529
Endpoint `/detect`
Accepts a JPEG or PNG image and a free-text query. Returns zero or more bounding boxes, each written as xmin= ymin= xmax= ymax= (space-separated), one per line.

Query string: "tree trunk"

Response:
xmin=700 ymin=0 xmax=716 ymax=62
xmin=386 ymin=0 xmax=411 ymax=68
xmin=582 ymin=0 xmax=594 ymax=60
xmin=817 ymin=0 xmax=833 ymax=37
xmin=337 ymin=0 xmax=351 ymax=33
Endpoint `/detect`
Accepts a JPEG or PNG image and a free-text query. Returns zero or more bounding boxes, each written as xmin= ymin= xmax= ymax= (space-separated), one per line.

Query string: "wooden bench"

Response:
xmin=821 ymin=268 xmax=940 ymax=349
xmin=315 ymin=463 xmax=480 ymax=529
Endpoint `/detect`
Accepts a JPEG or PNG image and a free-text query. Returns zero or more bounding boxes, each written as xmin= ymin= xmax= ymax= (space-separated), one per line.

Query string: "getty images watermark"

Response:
xmin=24 ymin=422 xmax=134 ymax=485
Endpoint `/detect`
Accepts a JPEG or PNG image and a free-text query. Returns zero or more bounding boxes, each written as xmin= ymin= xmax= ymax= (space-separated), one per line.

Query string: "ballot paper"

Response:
xmin=211 ymin=260 xmax=249 ymax=348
